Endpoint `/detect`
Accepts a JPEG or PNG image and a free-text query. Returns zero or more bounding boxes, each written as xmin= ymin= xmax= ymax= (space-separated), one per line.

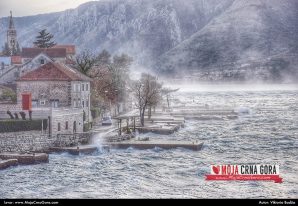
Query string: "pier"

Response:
xmin=0 ymin=152 xmax=49 ymax=170
xmin=50 ymin=145 xmax=98 ymax=155
xmin=105 ymin=140 xmax=203 ymax=151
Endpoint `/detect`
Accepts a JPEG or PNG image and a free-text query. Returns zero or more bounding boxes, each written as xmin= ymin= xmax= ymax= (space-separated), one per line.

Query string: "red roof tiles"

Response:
xmin=11 ymin=56 xmax=22 ymax=64
xmin=18 ymin=62 xmax=91 ymax=82
xmin=53 ymin=45 xmax=76 ymax=55
xmin=21 ymin=47 xmax=67 ymax=58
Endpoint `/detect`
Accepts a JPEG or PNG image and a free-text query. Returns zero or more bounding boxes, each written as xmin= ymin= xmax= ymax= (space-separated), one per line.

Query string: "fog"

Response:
xmin=165 ymin=83 xmax=298 ymax=92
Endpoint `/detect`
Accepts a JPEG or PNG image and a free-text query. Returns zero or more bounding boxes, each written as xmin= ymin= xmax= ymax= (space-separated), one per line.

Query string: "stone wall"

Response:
xmin=51 ymin=108 xmax=84 ymax=135
xmin=0 ymin=131 xmax=55 ymax=153
xmin=0 ymin=131 xmax=93 ymax=153
xmin=17 ymin=81 xmax=71 ymax=107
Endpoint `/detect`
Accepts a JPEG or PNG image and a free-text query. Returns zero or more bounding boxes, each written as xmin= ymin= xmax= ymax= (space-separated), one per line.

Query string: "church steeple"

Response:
xmin=9 ymin=11 xmax=15 ymax=29
xmin=4 ymin=10 xmax=20 ymax=56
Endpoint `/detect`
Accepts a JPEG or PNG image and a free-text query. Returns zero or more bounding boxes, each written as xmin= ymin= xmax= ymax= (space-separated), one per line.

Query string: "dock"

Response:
xmin=50 ymin=145 xmax=98 ymax=155
xmin=0 ymin=159 xmax=18 ymax=170
xmin=106 ymin=140 xmax=203 ymax=151
xmin=0 ymin=153 xmax=49 ymax=165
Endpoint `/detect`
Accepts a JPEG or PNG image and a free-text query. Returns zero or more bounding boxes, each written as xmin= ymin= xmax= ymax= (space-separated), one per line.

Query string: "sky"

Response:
xmin=0 ymin=0 xmax=99 ymax=17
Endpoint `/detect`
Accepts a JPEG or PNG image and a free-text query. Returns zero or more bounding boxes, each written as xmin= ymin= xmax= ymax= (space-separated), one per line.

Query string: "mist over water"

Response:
xmin=0 ymin=86 xmax=297 ymax=198
xmin=165 ymin=83 xmax=298 ymax=92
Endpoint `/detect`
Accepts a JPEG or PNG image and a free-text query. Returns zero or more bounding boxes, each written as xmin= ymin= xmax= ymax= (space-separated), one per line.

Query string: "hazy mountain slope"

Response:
xmin=156 ymin=0 xmax=298 ymax=81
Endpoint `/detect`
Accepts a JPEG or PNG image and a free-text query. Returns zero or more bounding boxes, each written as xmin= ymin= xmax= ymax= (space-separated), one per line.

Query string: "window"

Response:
xmin=32 ymin=100 xmax=38 ymax=108
xmin=58 ymin=123 xmax=61 ymax=131
xmin=82 ymin=101 xmax=85 ymax=108
xmin=50 ymin=100 xmax=59 ymax=108
xmin=40 ymin=100 xmax=46 ymax=105
xmin=86 ymin=84 xmax=89 ymax=91
xmin=73 ymin=99 xmax=77 ymax=107
xmin=40 ymin=59 xmax=45 ymax=64
xmin=76 ymin=84 xmax=80 ymax=92
xmin=86 ymin=100 xmax=89 ymax=108
xmin=82 ymin=84 xmax=85 ymax=91
xmin=65 ymin=121 xmax=68 ymax=130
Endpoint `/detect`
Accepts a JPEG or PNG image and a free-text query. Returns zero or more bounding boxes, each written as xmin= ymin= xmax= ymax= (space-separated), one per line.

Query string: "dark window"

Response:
xmin=58 ymin=123 xmax=61 ymax=131
xmin=65 ymin=121 xmax=68 ymax=130
xmin=86 ymin=84 xmax=89 ymax=91
xmin=40 ymin=59 xmax=45 ymax=64
xmin=82 ymin=84 xmax=85 ymax=91
xmin=82 ymin=101 xmax=85 ymax=108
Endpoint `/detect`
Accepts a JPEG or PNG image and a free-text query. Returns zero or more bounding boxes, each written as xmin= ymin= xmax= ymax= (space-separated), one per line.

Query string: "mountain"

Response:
xmin=0 ymin=0 xmax=233 ymax=65
xmin=0 ymin=0 xmax=297 ymax=82
xmin=156 ymin=0 xmax=298 ymax=82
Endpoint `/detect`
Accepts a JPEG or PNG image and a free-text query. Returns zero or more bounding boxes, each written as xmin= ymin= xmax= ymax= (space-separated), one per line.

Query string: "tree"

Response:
xmin=75 ymin=50 xmax=96 ymax=75
xmin=133 ymin=73 xmax=163 ymax=126
xmin=33 ymin=29 xmax=56 ymax=48
xmin=90 ymin=51 xmax=133 ymax=114
xmin=2 ymin=43 xmax=10 ymax=56
xmin=161 ymin=88 xmax=179 ymax=108
xmin=96 ymin=49 xmax=111 ymax=66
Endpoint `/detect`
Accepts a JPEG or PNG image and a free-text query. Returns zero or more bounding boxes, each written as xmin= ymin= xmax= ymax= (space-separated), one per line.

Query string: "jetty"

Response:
xmin=0 ymin=152 xmax=49 ymax=170
xmin=0 ymin=153 xmax=49 ymax=164
xmin=50 ymin=145 xmax=98 ymax=155
xmin=105 ymin=140 xmax=203 ymax=151
xmin=0 ymin=159 xmax=18 ymax=170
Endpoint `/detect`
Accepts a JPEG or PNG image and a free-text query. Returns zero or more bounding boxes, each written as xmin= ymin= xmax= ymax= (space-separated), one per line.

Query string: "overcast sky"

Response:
xmin=0 ymin=0 xmax=98 ymax=17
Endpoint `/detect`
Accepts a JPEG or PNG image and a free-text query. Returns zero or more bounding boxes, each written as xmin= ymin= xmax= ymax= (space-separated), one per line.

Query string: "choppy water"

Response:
xmin=1 ymin=87 xmax=297 ymax=198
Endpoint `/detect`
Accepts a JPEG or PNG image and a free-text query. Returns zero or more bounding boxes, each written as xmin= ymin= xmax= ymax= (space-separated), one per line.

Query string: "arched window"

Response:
xmin=58 ymin=123 xmax=61 ymax=131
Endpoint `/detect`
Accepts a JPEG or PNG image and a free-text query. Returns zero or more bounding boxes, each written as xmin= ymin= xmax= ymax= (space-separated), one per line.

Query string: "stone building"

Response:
xmin=16 ymin=61 xmax=91 ymax=115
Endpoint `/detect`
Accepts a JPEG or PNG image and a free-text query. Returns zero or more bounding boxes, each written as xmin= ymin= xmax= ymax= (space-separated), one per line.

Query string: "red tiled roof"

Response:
xmin=17 ymin=62 xmax=92 ymax=82
xmin=21 ymin=47 xmax=67 ymax=58
xmin=11 ymin=56 xmax=22 ymax=64
xmin=53 ymin=45 xmax=76 ymax=55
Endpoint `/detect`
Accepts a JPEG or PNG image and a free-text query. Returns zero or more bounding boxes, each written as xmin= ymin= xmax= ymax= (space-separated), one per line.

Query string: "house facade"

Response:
xmin=16 ymin=62 xmax=92 ymax=122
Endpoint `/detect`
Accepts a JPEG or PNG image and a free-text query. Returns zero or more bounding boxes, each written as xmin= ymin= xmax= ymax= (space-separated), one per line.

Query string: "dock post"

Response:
xmin=119 ymin=119 xmax=122 ymax=136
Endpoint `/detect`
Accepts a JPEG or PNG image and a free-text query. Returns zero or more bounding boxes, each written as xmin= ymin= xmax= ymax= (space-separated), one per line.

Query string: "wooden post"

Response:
xmin=126 ymin=118 xmax=129 ymax=133
xmin=133 ymin=117 xmax=136 ymax=132
xmin=41 ymin=119 xmax=43 ymax=134
xmin=119 ymin=119 xmax=122 ymax=136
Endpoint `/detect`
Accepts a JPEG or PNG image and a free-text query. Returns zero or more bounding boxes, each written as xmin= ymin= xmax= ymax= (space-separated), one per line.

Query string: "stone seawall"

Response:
xmin=0 ymin=131 xmax=93 ymax=153
xmin=0 ymin=131 xmax=55 ymax=153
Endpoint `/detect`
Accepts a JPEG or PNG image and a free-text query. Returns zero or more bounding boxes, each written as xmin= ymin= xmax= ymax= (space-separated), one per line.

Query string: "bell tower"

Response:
xmin=6 ymin=11 xmax=19 ymax=56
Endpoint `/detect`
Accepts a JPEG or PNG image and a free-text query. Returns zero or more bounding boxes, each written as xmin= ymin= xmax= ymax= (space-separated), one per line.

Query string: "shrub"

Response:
xmin=0 ymin=89 xmax=17 ymax=103
xmin=83 ymin=122 xmax=93 ymax=132
xmin=7 ymin=111 xmax=14 ymax=119
xmin=0 ymin=119 xmax=48 ymax=133
xmin=91 ymin=108 xmax=101 ymax=119
xmin=19 ymin=112 xmax=26 ymax=120
xmin=14 ymin=113 xmax=19 ymax=119
xmin=29 ymin=110 xmax=32 ymax=120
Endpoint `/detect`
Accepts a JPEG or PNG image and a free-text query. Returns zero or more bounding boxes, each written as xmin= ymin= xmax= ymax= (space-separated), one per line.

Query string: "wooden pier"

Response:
xmin=106 ymin=140 xmax=203 ymax=151
xmin=50 ymin=145 xmax=98 ymax=155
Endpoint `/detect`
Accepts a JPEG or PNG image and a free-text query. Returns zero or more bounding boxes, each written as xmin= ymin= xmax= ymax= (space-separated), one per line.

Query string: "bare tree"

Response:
xmin=133 ymin=73 xmax=162 ymax=126
xmin=161 ymin=88 xmax=179 ymax=108
xmin=75 ymin=50 xmax=96 ymax=75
